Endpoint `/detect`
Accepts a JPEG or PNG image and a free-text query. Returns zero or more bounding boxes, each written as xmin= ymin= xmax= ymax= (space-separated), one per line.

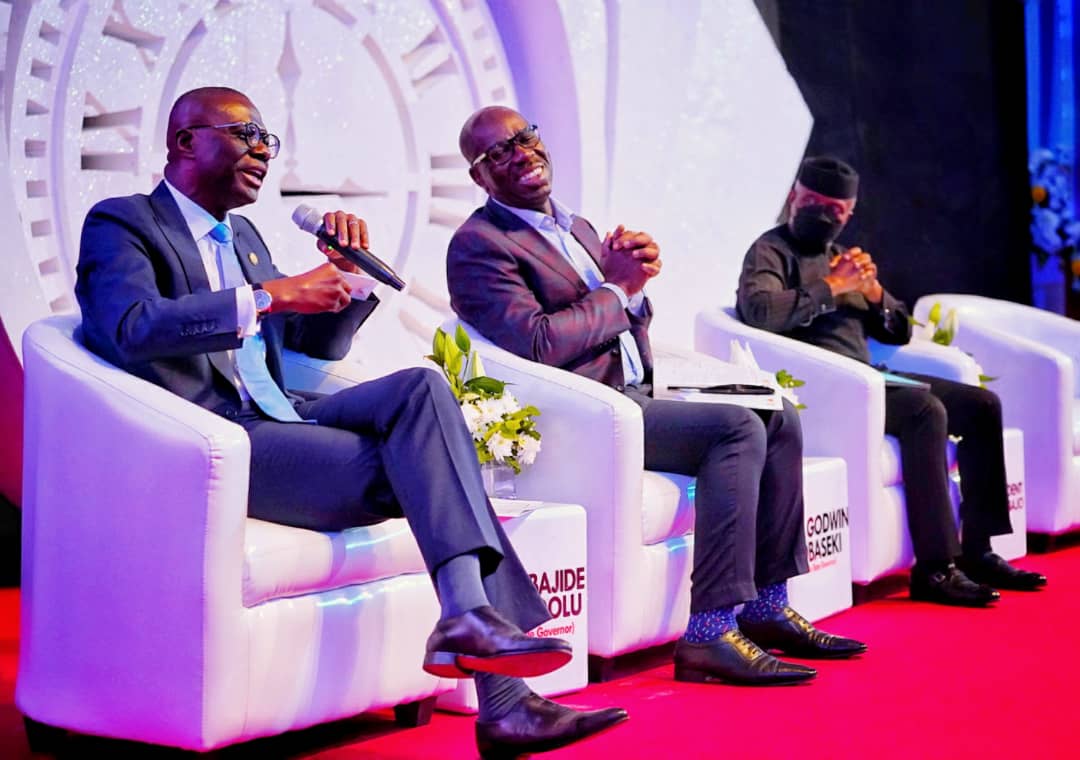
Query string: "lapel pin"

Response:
xmin=248 ymin=252 xmax=259 ymax=265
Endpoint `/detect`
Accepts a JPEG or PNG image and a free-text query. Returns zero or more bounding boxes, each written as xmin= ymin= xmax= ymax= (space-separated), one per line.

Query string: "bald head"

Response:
xmin=459 ymin=105 xmax=524 ymax=165
xmin=166 ymin=86 xmax=252 ymax=162
xmin=163 ymin=86 xmax=270 ymax=219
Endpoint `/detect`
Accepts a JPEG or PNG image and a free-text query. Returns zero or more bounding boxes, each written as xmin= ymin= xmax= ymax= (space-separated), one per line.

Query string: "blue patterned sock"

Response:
xmin=683 ymin=606 xmax=738 ymax=643
xmin=739 ymin=582 xmax=789 ymax=622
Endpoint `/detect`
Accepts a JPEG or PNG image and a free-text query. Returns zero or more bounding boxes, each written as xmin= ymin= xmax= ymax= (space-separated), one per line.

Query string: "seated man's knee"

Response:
xmin=774 ymin=399 xmax=804 ymax=448
xmin=916 ymin=392 xmax=948 ymax=435
xmin=727 ymin=406 xmax=769 ymax=457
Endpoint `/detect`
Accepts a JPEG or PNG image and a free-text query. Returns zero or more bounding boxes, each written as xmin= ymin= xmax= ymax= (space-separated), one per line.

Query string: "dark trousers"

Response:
xmin=886 ymin=372 xmax=1013 ymax=564
xmin=627 ymin=388 xmax=809 ymax=612
xmin=236 ymin=367 xmax=549 ymax=632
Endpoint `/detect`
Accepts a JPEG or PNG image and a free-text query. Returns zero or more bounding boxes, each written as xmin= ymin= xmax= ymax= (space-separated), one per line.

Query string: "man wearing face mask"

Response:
xmin=737 ymin=156 xmax=1046 ymax=607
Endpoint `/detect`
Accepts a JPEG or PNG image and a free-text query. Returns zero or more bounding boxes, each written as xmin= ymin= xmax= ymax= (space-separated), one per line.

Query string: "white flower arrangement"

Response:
xmin=427 ymin=326 xmax=541 ymax=474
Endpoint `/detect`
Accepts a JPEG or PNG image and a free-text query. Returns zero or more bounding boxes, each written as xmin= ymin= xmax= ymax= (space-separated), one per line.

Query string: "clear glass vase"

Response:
xmin=480 ymin=461 xmax=517 ymax=500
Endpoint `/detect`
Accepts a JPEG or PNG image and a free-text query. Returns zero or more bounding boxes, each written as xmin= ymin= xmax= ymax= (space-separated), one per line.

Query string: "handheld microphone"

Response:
xmin=291 ymin=204 xmax=406 ymax=291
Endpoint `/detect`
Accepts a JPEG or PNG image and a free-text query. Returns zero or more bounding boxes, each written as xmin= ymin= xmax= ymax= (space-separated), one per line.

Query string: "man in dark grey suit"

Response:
xmin=75 ymin=86 xmax=626 ymax=757
xmin=447 ymin=106 xmax=867 ymax=688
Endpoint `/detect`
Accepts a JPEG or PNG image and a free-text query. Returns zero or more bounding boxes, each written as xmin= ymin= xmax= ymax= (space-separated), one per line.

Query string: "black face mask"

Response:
xmin=790 ymin=205 xmax=846 ymax=249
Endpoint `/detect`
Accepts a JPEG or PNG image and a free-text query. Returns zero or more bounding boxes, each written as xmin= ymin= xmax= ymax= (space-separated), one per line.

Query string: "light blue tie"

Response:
xmin=208 ymin=222 xmax=305 ymax=423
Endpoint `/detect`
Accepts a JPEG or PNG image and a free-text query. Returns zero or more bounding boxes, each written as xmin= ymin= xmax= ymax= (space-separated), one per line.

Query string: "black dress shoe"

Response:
xmin=673 ymin=630 xmax=817 ymax=685
xmin=475 ymin=693 xmax=628 ymax=759
xmin=958 ymin=551 xmax=1048 ymax=591
xmin=424 ymin=606 xmax=572 ymax=679
xmin=910 ymin=564 xmax=1000 ymax=607
xmin=737 ymin=606 xmax=867 ymax=659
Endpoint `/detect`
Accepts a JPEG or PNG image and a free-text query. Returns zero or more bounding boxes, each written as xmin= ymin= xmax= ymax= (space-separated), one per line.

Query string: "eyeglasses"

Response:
xmin=471 ymin=124 xmax=541 ymax=168
xmin=181 ymin=121 xmax=281 ymax=158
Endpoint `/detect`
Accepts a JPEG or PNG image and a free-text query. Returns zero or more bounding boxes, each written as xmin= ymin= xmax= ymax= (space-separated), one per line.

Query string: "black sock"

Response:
xmin=475 ymin=673 xmax=532 ymax=722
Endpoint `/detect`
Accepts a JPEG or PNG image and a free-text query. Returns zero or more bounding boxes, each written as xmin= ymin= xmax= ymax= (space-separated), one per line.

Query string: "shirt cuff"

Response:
xmin=626 ymin=290 xmax=647 ymax=317
xmin=236 ymin=285 xmax=258 ymax=338
xmin=601 ymin=282 xmax=630 ymax=309
xmin=806 ymin=278 xmax=837 ymax=316
xmin=343 ymin=271 xmax=379 ymax=300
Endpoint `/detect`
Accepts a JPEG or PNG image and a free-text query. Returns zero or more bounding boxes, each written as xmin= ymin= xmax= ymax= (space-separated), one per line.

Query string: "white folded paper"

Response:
xmin=651 ymin=341 xmax=782 ymax=410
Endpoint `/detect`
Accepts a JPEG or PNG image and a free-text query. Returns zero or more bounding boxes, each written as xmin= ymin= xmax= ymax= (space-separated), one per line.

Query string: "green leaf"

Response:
xmin=978 ymin=374 xmax=998 ymax=384
xmin=907 ymin=315 xmax=925 ymax=328
xmin=928 ymin=301 xmax=942 ymax=324
xmin=464 ymin=376 xmax=506 ymax=395
xmin=454 ymin=323 xmax=472 ymax=355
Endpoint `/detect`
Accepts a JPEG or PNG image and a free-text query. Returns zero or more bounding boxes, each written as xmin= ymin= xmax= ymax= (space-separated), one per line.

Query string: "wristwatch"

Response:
xmin=252 ymin=284 xmax=272 ymax=316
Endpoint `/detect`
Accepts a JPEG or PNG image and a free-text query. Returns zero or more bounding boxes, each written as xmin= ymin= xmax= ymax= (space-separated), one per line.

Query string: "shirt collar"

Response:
xmin=163 ymin=178 xmax=232 ymax=244
xmin=492 ymin=196 xmax=575 ymax=234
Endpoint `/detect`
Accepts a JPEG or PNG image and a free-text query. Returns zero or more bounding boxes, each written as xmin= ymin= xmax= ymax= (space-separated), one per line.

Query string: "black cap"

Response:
xmin=797 ymin=156 xmax=859 ymax=199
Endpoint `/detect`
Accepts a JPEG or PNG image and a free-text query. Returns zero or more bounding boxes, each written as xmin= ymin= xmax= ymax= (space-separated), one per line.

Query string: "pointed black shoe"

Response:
xmin=673 ymin=630 xmax=817 ymax=685
xmin=958 ymin=551 xmax=1048 ymax=591
xmin=475 ymin=693 xmax=628 ymax=758
xmin=737 ymin=606 xmax=867 ymax=659
xmin=424 ymin=606 xmax=572 ymax=679
xmin=910 ymin=564 xmax=1000 ymax=607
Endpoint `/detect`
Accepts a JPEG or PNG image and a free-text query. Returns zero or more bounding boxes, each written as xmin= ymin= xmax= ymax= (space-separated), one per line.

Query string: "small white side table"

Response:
xmin=437 ymin=500 xmax=589 ymax=714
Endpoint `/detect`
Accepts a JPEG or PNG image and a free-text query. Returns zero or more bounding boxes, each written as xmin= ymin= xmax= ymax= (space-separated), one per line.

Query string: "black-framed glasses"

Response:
xmin=181 ymin=121 xmax=281 ymax=158
xmin=471 ymin=124 xmax=540 ymax=168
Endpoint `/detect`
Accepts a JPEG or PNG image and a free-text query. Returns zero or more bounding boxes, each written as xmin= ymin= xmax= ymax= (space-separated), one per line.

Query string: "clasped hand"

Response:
xmin=600 ymin=224 xmax=662 ymax=296
xmin=826 ymin=246 xmax=883 ymax=303
xmin=263 ymin=210 xmax=367 ymax=314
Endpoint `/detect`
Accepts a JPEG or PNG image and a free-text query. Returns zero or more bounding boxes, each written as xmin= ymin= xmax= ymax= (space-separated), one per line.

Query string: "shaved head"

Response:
xmin=166 ymin=86 xmax=251 ymax=161
xmin=162 ymin=86 xmax=269 ymax=219
xmin=459 ymin=105 xmax=523 ymax=164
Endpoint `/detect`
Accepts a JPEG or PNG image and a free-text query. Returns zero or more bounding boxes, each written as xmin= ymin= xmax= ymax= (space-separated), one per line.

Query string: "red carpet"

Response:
xmin=3 ymin=547 xmax=1078 ymax=758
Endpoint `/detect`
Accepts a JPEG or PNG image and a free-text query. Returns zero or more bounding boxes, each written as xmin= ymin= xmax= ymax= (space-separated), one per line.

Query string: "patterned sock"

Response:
xmin=739 ymin=582 xmax=790 ymax=622
xmin=475 ymin=673 xmax=532 ymax=722
xmin=683 ymin=606 xmax=738 ymax=643
xmin=434 ymin=553 xmax=489 ymax=620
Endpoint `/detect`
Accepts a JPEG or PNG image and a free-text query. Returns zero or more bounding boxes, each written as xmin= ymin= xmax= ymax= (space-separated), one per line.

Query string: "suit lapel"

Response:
xmin=230 ymin=216 xmax=273 ymax=286
xmin=569 ymin=216 xmax=604 ymax=271
xmin=484 ymin=200 xmax=587 ymax=291
xmin=148 ymin=181 xmax=211 ymax=294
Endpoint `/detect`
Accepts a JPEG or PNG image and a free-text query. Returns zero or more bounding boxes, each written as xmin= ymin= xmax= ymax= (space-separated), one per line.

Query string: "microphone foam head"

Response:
xmin=291 ymin=203 xmax=322 ymax=234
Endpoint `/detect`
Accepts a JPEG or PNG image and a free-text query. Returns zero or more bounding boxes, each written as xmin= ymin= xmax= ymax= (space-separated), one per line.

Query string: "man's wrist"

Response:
xmin=251 ymin=282 xmax=273 ymax=315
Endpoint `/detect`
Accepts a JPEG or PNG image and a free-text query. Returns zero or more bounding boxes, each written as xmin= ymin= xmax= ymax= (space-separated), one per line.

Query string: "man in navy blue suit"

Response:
xmin=75 ymin=86 xmax=626 ymax=757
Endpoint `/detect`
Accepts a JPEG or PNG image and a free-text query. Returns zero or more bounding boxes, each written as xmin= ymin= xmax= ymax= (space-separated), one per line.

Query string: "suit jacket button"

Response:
xmin=615 ymin=384 xmax=624 ymax=392
xmin=611 ymin=348 xmax=620 ymax=356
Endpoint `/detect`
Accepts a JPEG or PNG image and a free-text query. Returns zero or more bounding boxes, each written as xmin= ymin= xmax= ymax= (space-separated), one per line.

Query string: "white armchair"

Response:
xmin=17 ymin=316 xmax=452 ymax=752
xmin=914 ymin=294 xmax=1080 ymax=536
xmin=443 ymin=317 xmax=851 ymax=665
xmin=694 ymin=306 xmax=1020 ymax=584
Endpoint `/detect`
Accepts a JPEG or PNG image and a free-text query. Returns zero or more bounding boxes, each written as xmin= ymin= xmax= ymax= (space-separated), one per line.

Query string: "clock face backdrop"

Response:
xmin=1 ymin=0 xmax=514 ymax=371
xmin=0 ymin=0 xmax=808 ymax=357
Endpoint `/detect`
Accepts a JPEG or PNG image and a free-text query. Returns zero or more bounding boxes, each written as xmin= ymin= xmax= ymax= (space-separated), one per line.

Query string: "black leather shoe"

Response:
xmin=673 ymin=630 xmax=817 ymax=685
xmin=475 ymin=693 xmax=628 ymax=758
xmin=958 ymin=551 xmax=1048 ymax=591
xmin=424 ymin=606 xmax=572 ymax=679
xmin=910 ymin=564 xmax=1001 ymax=607
xmin=737 ymin=606 xmax=867 ymax=659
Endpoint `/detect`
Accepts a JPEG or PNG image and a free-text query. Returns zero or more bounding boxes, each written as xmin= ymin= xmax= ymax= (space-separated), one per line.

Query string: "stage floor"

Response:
xmin=3 ymin=546 xmax=1077 ymax=759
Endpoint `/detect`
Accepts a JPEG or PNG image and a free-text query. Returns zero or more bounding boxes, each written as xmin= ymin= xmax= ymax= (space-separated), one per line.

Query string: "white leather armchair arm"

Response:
xmin=442 ymin=318 xmax=646 ymax=650
xmin=913 ymin=295 xmax=1075 ymax=533
xmin=283 ymin=349 xmax=371 ymax=394
xmin=443 ymin=318 xmax=644 ymax=530
xmin=19 ymin=317 xmax=252 ymax=737
xmin=868 ymin=339 xmax=983 ymax=384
